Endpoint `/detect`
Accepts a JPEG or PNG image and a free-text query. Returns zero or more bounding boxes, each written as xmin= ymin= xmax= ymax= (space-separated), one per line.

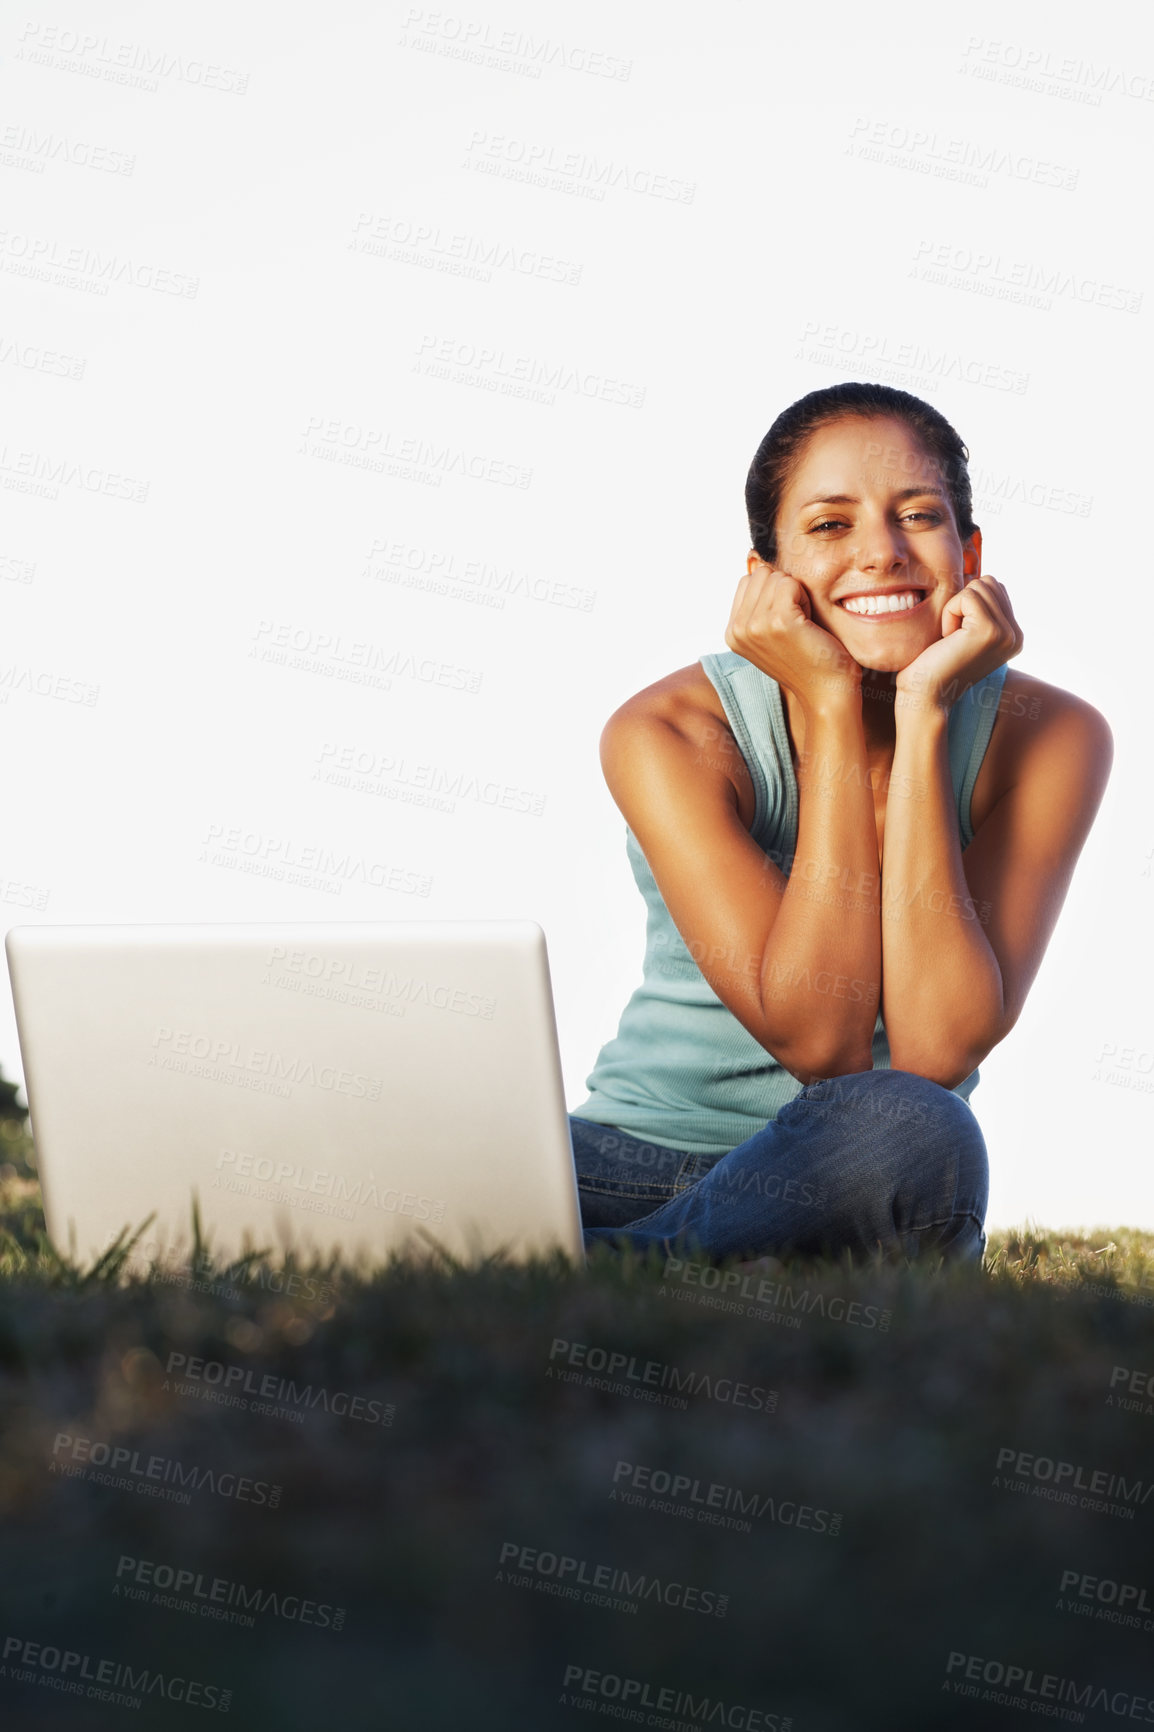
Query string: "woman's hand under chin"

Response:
xmin=895 ymin=574 xmax=1024 ymax=715
xmin=725 ymin=557 xmax=863 ymax=714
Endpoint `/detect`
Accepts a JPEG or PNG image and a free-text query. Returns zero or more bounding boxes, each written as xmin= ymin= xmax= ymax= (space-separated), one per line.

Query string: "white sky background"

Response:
xmin=1 ymin=0 xmax=1150 ymax=1232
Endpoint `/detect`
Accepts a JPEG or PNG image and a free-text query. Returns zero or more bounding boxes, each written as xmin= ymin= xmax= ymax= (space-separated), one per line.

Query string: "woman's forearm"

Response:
xmin=760 ymin=698 xmax=882 ymax=1080
xmin=880 ymin=704 xmax=1004 ymax=1084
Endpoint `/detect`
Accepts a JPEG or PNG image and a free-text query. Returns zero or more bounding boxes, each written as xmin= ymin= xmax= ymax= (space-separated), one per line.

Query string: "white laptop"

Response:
xmin=4 ymin=920 xmax=586 ymax=1273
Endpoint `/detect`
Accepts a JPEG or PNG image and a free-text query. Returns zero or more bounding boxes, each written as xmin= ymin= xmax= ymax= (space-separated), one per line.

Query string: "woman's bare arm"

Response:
xmin=880 ymin=683 xmax=1113 ymax=1085
xmin=759 ymin=693 xmax=882 ymax=1077
xmin=599 ymin=696 xmax=880 ymax=1083
xmin=600 ymin=563 xmax=887 ymax=1083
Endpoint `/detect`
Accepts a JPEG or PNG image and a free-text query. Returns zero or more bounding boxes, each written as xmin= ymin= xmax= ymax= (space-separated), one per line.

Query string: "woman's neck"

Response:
xmin=860 ymin=669 xmax=899 ymax=754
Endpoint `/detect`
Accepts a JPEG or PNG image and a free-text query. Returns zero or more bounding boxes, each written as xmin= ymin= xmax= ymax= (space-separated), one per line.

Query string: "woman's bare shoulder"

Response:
xmin=973 ymin=668 xmax=1113 ymax=826
xmin=609 ymin=660 xmax=731 ymax=742
xmin=604 ymin=661 xmax=755 ymax=824
xmin=998 ymin=669 xmax=1112 ymax=749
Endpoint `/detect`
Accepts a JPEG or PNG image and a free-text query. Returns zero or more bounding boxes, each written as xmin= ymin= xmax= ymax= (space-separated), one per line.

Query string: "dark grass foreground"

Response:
xmin=2 ymin=1125 xmax=1154 ymax=1731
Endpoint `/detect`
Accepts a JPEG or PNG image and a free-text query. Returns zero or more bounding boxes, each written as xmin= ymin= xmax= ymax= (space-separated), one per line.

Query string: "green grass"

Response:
xmin=2 ymin=1123 xmax=1154 ymax=1731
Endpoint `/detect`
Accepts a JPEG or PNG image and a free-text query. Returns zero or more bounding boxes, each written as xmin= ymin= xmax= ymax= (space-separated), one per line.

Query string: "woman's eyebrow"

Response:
xmin=797 ymin=486 xmax=947 ymax=508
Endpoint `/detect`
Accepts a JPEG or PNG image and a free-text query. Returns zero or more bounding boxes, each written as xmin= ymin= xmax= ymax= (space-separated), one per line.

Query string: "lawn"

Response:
xmin=2 ymin=1115 xmax=1153 ymax=1731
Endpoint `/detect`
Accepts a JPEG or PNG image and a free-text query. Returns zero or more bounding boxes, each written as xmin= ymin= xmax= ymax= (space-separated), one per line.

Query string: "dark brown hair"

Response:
xmin=745 ymin=382 xmax=977 ymax=563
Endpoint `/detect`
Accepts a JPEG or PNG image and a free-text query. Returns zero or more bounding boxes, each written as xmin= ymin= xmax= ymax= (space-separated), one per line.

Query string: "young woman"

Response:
xmin=569 ymin=382 xmax=1113 ymax=1266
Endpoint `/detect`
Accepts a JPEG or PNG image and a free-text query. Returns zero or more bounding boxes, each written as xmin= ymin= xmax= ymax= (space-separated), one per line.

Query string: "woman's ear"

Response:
xmin=747 ymin=548 xmax=769 ymax=575
xmin=962 ymin=527 xmax=982 ymax=579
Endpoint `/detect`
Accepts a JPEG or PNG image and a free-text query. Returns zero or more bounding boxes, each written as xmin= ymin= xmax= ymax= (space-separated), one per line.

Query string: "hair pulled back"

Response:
xmin=745 ymin=382 xmax=976 ymax=563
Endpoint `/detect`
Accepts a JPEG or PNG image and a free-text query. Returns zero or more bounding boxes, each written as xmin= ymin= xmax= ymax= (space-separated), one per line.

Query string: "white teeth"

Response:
xmin=840 ymin=591 xmax=923 ymax=616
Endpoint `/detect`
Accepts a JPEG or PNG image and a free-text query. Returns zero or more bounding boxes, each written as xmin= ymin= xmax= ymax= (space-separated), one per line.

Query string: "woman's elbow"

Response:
xmin=767 ymin=1034 xmax=876 ymax=1086
xmin=885 ymin=1041 xmax=989 ymax=1092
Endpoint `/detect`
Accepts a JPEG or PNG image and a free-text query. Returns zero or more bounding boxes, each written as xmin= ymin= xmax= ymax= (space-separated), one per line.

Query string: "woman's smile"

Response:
xmin=835 ymin=587 xmax=930 ymax=618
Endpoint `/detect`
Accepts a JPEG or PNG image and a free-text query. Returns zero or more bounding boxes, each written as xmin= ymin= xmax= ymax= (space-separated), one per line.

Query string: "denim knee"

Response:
xmin=890 ymin=1072 xmax=987 ymax=1200
xmin=787 ymin=1068 xmax=989 ymax=1231
xmin=871 ymin=1071 xmax=990 ymax=1249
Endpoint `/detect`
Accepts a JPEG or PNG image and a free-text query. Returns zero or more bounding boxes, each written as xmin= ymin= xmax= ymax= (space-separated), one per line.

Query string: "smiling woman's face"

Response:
xmin=770 ymin=414 xmax=981 ymax=674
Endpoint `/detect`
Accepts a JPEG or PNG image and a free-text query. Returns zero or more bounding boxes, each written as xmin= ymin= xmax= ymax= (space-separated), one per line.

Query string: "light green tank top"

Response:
xmin=572 ymin=651 xmax=1009 ymax=1155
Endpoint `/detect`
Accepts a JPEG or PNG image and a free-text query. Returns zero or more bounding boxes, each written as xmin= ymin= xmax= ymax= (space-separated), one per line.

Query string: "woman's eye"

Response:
xmin=807 ymin=510 xmax=942 ymax=534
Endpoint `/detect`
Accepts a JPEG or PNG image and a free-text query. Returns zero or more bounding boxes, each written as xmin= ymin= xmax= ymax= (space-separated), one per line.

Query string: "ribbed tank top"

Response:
xmin=572 ymin=650 xmax=1009 ymax=1155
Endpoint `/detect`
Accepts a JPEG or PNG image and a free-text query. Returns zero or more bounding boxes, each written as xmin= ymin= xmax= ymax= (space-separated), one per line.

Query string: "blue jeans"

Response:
xmin=570 ymin=1070 xmax=989 ymax=1264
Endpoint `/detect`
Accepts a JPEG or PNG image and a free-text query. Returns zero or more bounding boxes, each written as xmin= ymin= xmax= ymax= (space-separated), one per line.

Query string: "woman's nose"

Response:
xmin=852 ymin=525 xmax=907 ymax=572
